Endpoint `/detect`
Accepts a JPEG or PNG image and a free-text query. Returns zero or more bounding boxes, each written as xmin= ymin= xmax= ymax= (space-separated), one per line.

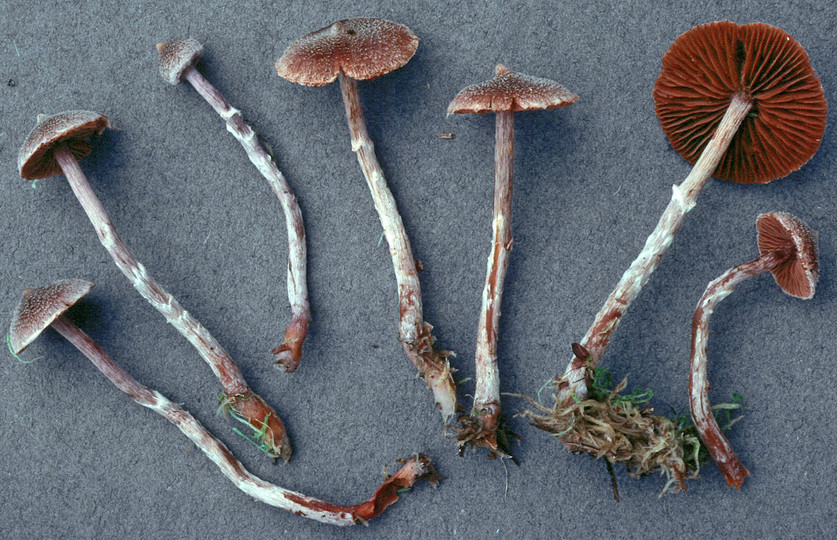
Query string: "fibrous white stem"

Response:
xmin=690 ymin=250 xmax=786 ymax=488
xmin=49 ymin=315 xmax=436 ymax=525
xmin=559 ymin=93 xmax=753 ymax=402
xmin=183 ymin=67 xmax=310 ymax=373
xmin=53 ymin=143 xmax=290 ymax=460
xmin=338 ymin=73 xmax=457 ymax=420
xmin=468 ymin=111 xmax=514 ymax=447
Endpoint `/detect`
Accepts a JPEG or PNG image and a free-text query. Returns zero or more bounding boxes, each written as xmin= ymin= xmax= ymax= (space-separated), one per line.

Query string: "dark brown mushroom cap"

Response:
xmin=448 ymin=64 xmax=578 ymax=114
xmin=18 ymin=111 xmax=109 ymax=180
xmin=276 ymin=18 xmax=418 ymax=87
xmin=157 ymin=38 xmax=204 ymax=85
xmin=653 ymin=21 xmax=827 ymax=184
xmin=9 ymin=279 xmax=93 ymax=354
xmin=756 ymin=212 xmax=818 ymax=299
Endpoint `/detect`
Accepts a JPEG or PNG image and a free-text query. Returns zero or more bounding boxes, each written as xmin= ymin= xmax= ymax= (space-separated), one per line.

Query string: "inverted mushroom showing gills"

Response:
xmin=558 ymin=21 xmax=826 ymax=403
xmin=276 ymin=18 xmax=458 ymax=420
xmin=17 ymin=111 xmax=291 ymax=461
xmin=8 ymin=280 xmax=440 ymax=526
xmin=690 ymin=212 xmax=818 ymax=489
xmin=157 ymin=38 xmax=310 ymax=373
xmin=448 ymin=65 xmax=577 ymax=456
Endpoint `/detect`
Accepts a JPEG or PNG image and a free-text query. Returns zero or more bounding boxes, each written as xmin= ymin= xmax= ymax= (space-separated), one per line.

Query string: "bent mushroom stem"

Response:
xmin=179 ymin=64 xmax=310 ymax=373
xmin=338 ymin=72 xmax=457 ymax=420
xmin=52 ymin=142 xmax=291 ymax=461
xmin=462 ymin=110 xmax=514 ymax=454
xmin=559 ymin=93 xmax=753 ymax=402
xmin=47 ymin=315 xmax=438 ymax=525
xmin=690 ymin=250 xmax=786 ymax=488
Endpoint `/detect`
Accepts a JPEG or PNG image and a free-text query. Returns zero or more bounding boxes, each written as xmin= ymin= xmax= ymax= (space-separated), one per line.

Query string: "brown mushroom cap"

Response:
xmin=276 ymin=18 xmax=419 ymax=87
xmin=448 ymin=64 xmax=578 ymax=114
xmin=157 ymin=38 xmax=204 ymax=85
xmin=8 ymin=279 xmax=94 ymax=354
xmin=756 ymin=212 xmax=818 ymax=299
xmin=18 ymin=111 xmax=109 ymax=180
xmin=653 ymin=21 xmax=827 ymax=184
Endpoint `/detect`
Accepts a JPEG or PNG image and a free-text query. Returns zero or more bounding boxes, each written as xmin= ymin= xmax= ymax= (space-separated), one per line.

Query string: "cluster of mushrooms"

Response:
xmin=9 ymin=18 xmax=826 ymax=525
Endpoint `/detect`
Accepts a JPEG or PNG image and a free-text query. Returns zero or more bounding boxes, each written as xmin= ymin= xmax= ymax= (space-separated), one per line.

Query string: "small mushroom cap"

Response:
xmin=157 ymin=38 xmax=204 ymax=85
xmin=654 ymin=21 xmax=827 ymax=184
xmin=18 ymin=111 xmax=109 ymax=180
xmin=276 ymin=18 xmax=418 ymax=87
xmin=756 ymin=212 xmax=818 ymax=299
xmin=448 ymin=64 xmax=578 ymax=114
xmin=9 ymin=279 xmax=94 ymax=354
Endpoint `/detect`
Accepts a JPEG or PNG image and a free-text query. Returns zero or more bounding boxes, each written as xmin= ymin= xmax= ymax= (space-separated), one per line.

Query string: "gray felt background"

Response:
xmin=1 ymin=0 xmax=835 ymax=538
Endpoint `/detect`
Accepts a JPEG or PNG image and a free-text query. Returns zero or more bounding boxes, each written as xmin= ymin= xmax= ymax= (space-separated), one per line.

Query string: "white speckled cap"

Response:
xmin=448 ymin=65 xmax=577 ymax=114
xmin=9 ymin=279 xmax=94 ymax=354
xmin=276 ymin=18 xmax=418 ymax=87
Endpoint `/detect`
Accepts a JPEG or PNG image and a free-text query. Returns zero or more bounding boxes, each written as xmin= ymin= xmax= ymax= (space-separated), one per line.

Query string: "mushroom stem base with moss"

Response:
xmin=517 ymin=369 xmax=701 ymax=496
xmin=179 ymin=60 xmax=310 ymax=373
xmin=44 ymin=314 xmax=438 ymax=525
xmin=459 ymin=110 xmax=514 ymax=456
xmin=558 ymin=93 xmax=753 ymax=403
xmin=50 ymin=139 xmax=290 ymax=461
xmin=338 ymin=72 xmax=458 ymax=420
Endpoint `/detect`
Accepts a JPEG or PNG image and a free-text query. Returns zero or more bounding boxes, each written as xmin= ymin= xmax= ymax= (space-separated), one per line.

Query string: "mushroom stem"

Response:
xmin=465 ymin=110 xmax=514 ymax=452
xmin=181 ymin=66 xmax=310 ymax=373
xmin=690 ymin=248 xmax=787 ymax=488
xmin=46 ymin=314 xmax=438 ymax=525
xmin=338 ymin=72 xmax=457 ymax=420
xmin=52 ymin=142 xmax=291 ymax=461
xmin=559 ymin=92 xmax=753 ymax=402
xmin=51 ymin=314 xmax=155 ymax=402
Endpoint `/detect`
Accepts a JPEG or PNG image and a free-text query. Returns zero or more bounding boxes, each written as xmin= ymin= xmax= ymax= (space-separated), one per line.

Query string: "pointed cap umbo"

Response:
xmin=276 ymin=18 xmax=419 ymax=87
xmin=9 ymin=279 xmax=94 ymax=354
xmin=18 ymin=111 xmax=109 ymax=180
xmin=448 ymin=64 xmax=578 ymax=114
xmin=653 ymin=21 xmax=827 ymax=184
xmin=157 ymin=38 xmax=204 ymax=85
xmin=756 ymin=212 xmax=818 ymax=299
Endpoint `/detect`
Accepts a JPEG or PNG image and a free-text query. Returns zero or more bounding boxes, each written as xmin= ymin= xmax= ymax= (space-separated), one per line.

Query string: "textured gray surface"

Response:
xmin=1 ymin=0 xmax=835 ymax=537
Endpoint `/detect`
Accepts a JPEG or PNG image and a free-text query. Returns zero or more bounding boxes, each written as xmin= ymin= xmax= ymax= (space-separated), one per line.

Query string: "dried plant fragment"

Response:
xmin=519 ymin=346 xmax=702 ymax=496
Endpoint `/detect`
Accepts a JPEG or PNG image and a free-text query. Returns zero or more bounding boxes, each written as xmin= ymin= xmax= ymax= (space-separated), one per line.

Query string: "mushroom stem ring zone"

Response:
xmin=157 ymin=39 xmax=310 ymax=373
xmin=18 ymin=112 xmax=290 ymax=461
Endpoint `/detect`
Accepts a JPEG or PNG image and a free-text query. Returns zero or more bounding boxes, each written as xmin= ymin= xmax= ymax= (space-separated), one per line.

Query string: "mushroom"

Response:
xmin=447 ymin=65 xmax=577 ymax=456
xmin=690 ymin=212 xmax=818 ymax=489
xmin=276 ymin=18 xmax=458 ymax=420
xmin=157 ymin=38 xmax=311 ymax=373
xmin=8 ymin=279 xmax=440 ymax=526
xmin=17 ymin=111 xmax=291 ymax=461
xmin=558 ymin=21 xmax=826 ymax=402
